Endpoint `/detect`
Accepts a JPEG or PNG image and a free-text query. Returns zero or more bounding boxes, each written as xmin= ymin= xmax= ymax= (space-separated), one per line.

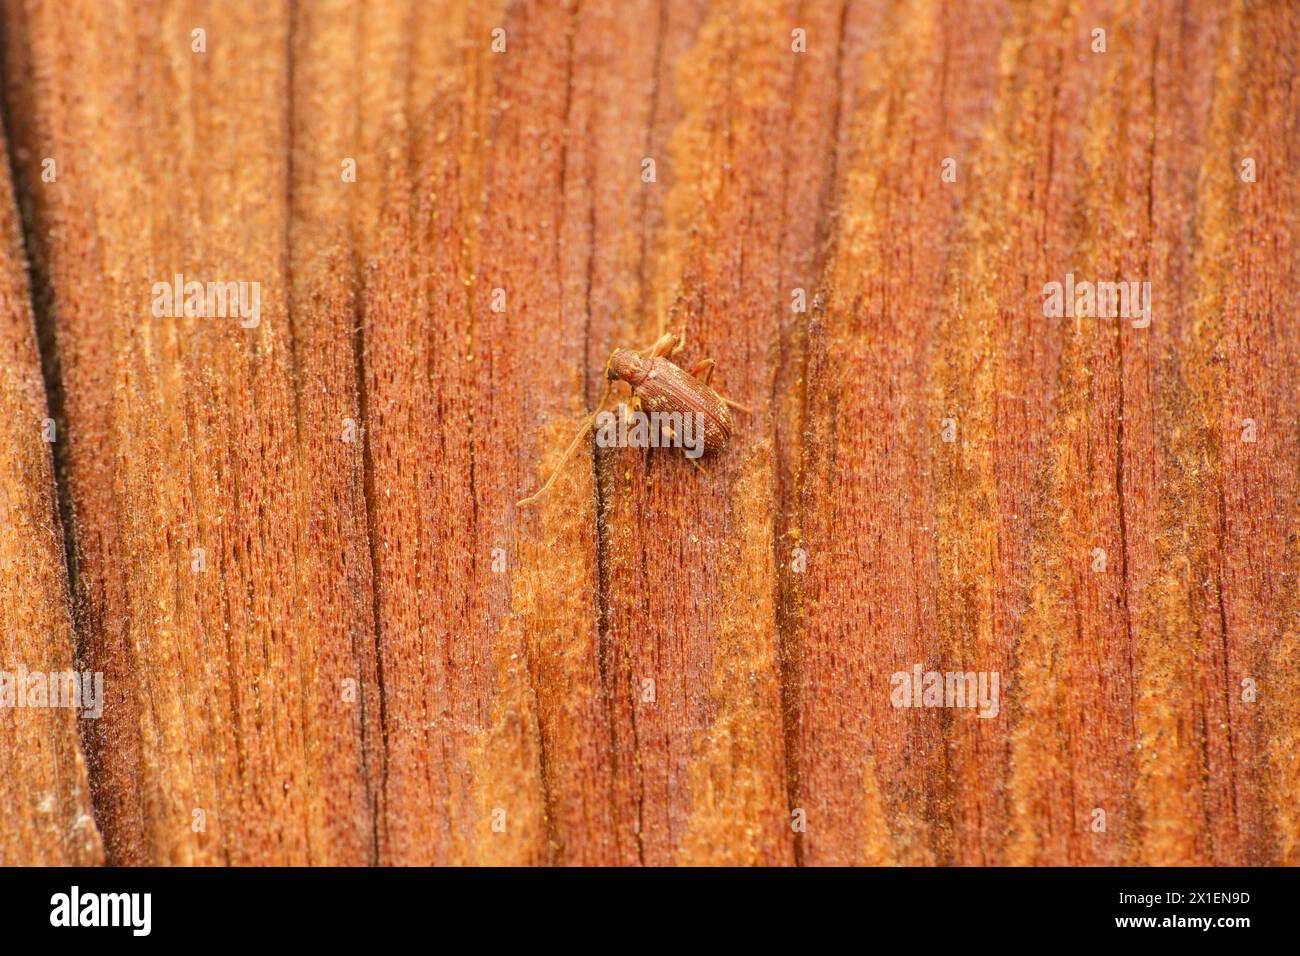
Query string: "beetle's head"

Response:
xmin=606 ymin=348 xmax=645 ymax=384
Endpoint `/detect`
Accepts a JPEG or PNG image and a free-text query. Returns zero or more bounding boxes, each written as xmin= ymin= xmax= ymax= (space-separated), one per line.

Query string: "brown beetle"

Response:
xmin=517 ymin=329 xmax=747 ymax=507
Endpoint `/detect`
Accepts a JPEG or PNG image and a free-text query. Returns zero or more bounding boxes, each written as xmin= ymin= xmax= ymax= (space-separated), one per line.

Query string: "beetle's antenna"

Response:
xmin=517 ymin=380 xmax=615 ymax=508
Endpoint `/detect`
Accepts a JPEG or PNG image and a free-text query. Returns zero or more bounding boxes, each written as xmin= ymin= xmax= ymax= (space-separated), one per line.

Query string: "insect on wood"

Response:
xmin=517 ymin=329 xmax=749 ymax=506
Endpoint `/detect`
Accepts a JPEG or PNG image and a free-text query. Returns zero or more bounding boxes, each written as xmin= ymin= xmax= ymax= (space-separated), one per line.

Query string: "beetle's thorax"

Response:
xmin=607 ymin=348 xmax=650 ymax=387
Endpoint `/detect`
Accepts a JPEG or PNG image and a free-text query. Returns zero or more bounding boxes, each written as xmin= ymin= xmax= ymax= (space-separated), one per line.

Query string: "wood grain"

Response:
xmin=0 ymin=0 xmax=1294 ymax=865
xmin=0 ymin=121 xmax=101 ymax=867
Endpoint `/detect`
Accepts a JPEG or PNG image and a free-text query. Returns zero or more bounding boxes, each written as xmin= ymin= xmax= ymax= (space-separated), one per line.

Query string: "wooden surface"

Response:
xmin=0 ymin=0 xmax=1296 ymax=866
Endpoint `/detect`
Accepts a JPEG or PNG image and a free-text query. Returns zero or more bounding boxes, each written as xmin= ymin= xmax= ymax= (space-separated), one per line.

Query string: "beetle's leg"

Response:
xmin=620 ymin=393 xmax=642 ymax=427
xmin=669 ymin=326 xmax=687 ymax=356
xmin=673 ymin=433 xmax=705 ymax=470
xmin=655 ymin=422 xmax=699 ymax=469
xmin=688 ymin=357 xmax=716 ymax=385
xmin=640 ymin=331 xmax=680 ymax=360
xmin=718 ymin=394 xmax=752 ymax=414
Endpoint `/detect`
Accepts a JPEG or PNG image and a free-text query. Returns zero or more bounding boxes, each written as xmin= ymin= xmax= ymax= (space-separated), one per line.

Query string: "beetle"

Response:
xmin=517 ymin=328 xmax=747 ymax=507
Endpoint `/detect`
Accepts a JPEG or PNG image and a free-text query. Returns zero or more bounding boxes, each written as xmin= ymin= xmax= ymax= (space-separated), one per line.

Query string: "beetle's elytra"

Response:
xmin=517 ymin=329 xmax=746 ymax=507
